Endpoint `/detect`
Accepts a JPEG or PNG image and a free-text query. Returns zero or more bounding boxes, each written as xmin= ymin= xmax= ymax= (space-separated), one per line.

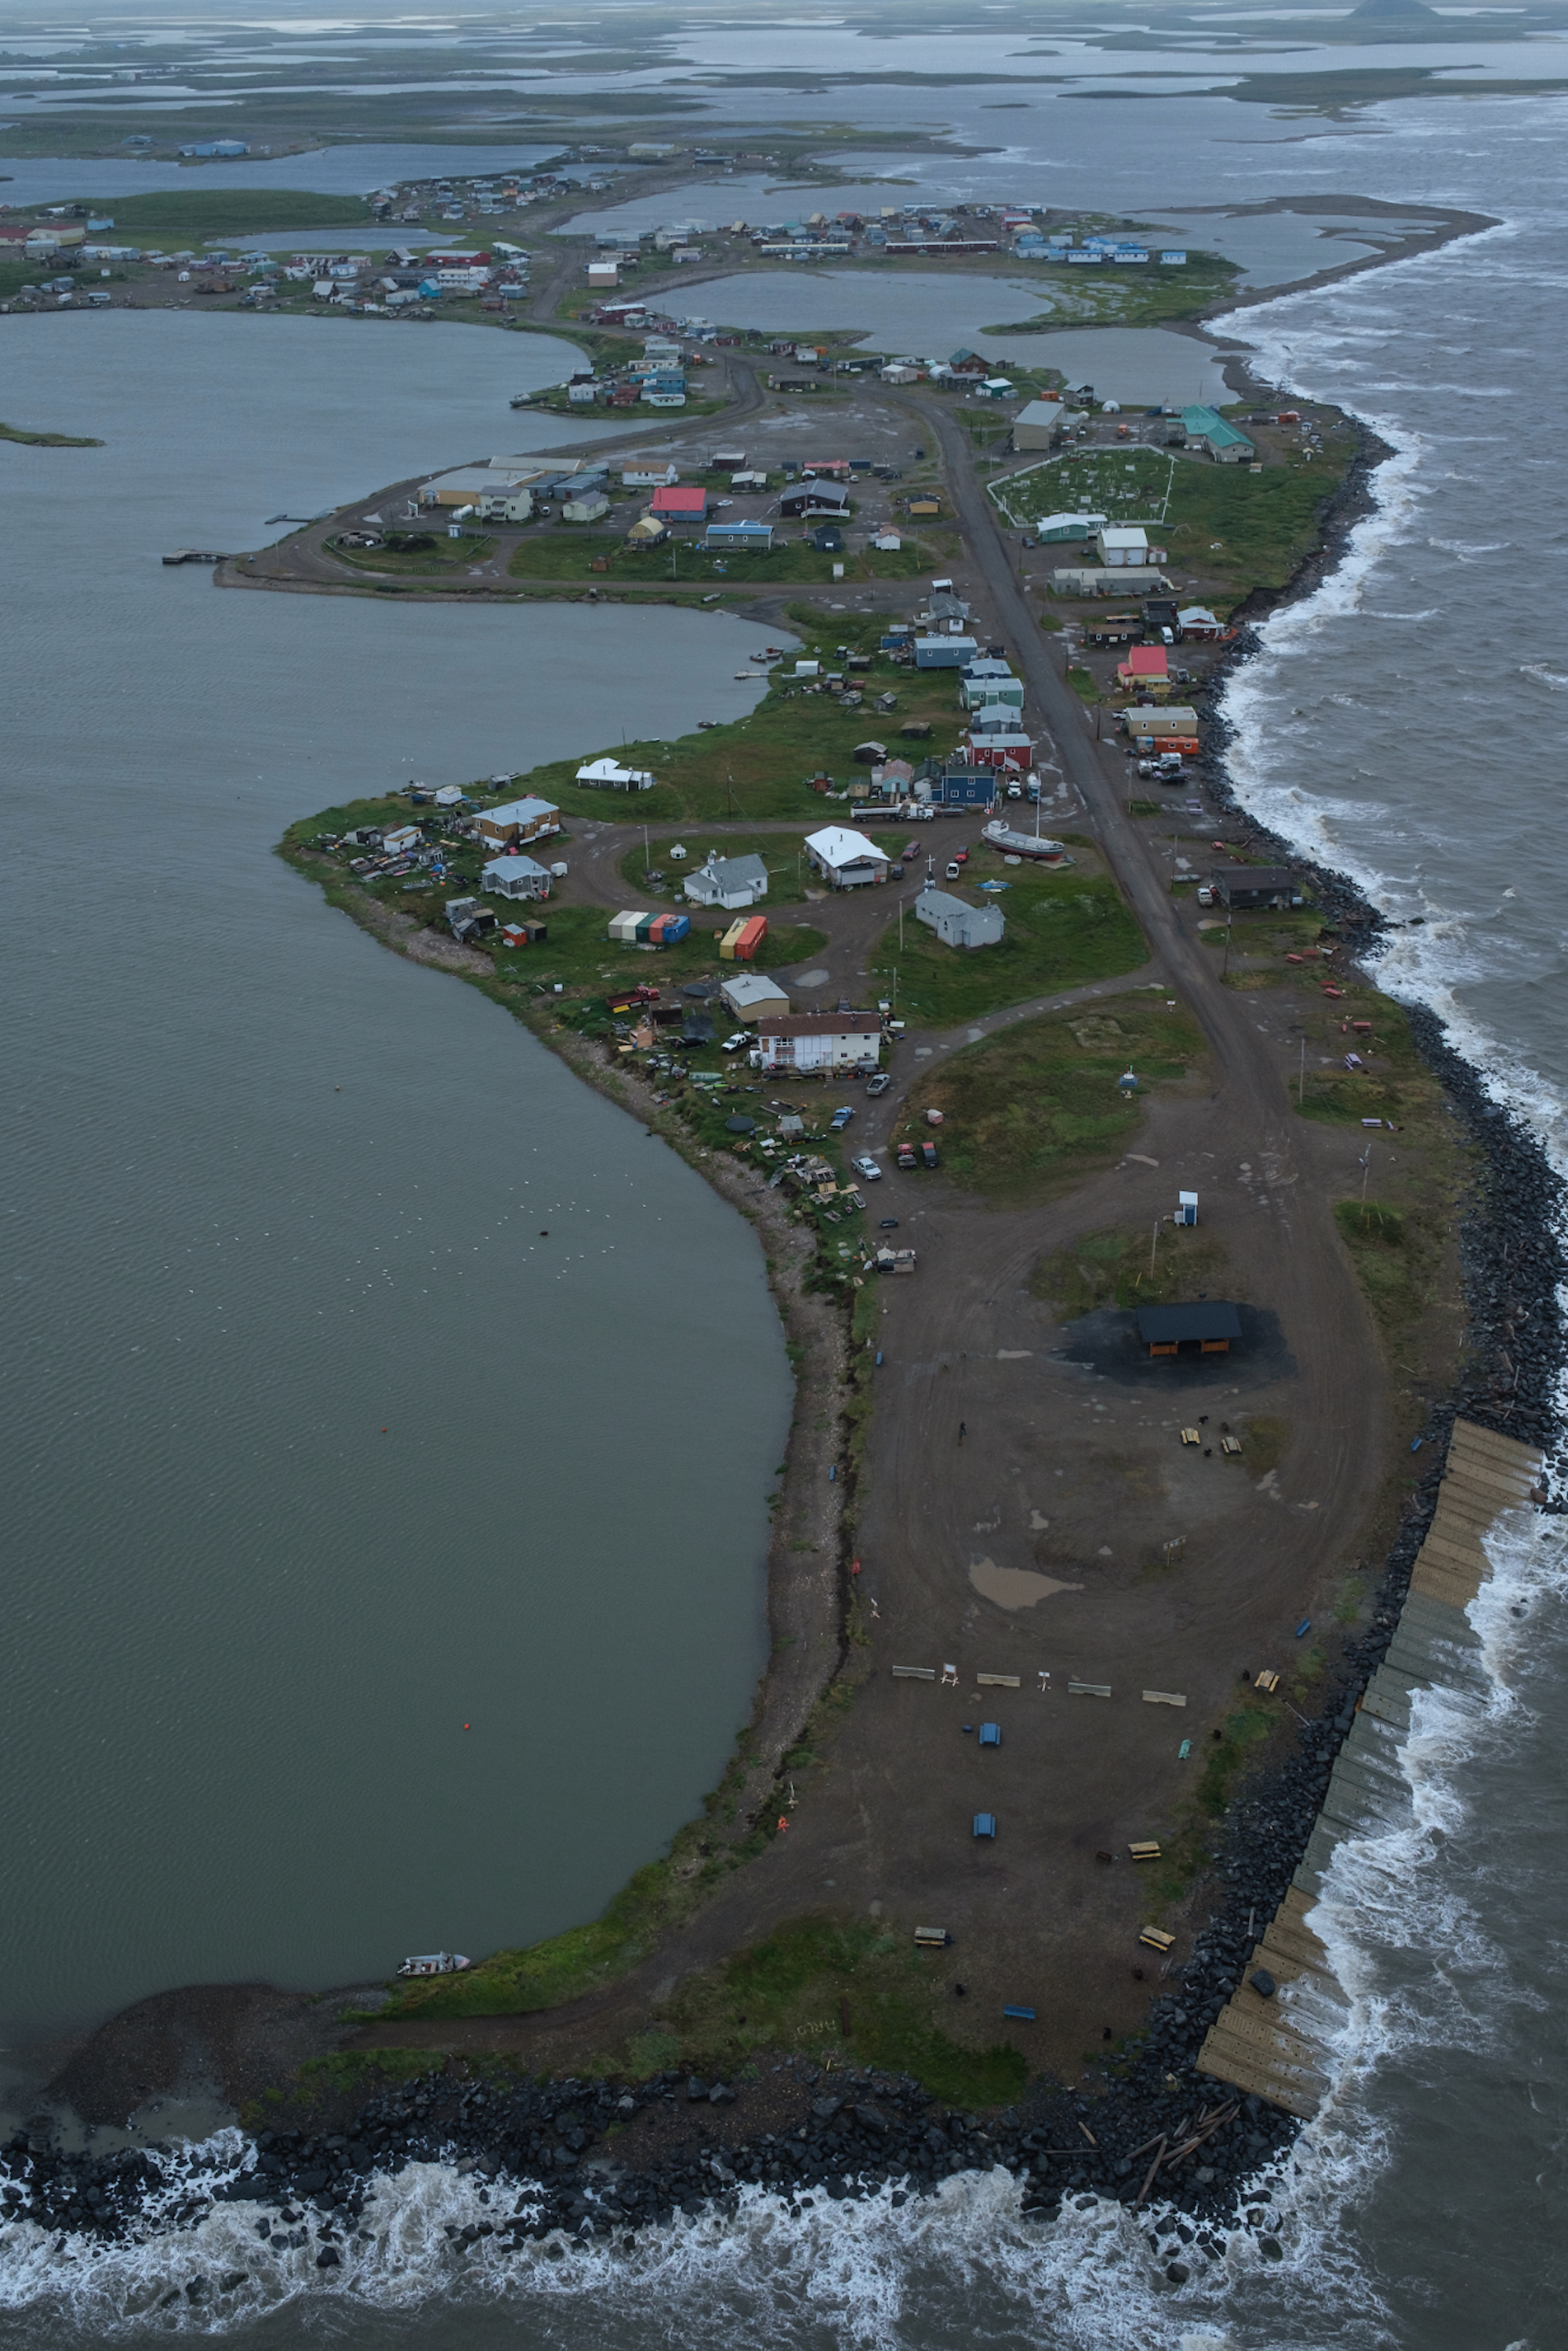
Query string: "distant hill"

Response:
xmin=1351 ymin=0 xmax=1440 ymax=19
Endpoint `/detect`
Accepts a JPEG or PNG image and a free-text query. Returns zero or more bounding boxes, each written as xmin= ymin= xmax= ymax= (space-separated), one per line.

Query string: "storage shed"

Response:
xmin=913 ymin=888 xmax=1004 ymax=950
xmin=1135 ymin=1302 xmax=1243 ymax=1358
xmin=720 ymin=971 xmax=790 ymax=1021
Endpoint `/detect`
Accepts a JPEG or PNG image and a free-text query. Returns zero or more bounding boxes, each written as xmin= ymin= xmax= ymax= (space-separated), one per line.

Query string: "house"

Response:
xmin=575 ymin=756 xmax=657 ymax=790
xmin=1031 ymin=510 xmax=1107 ymax=543
xmin=1121 ymin=705 xmax=1199 ymax=742
xmin=1135 ymin=1302 xmax=1242 ymax=1359
xmin=1178 ymin=604 xmax=1225 ymax=639
xmin=1011 ymin=401 xmax=1072 ymax=451
xmin=914 ymin=636 xmax=979 ymax=669
xmin=705 ymin=521 xmax=773 ymax=550
xmin=720 ymin=971 xmax=790 ymax=1021
xmin=481 ymin=854 xmax=552 ymax=900
xmin=1209 ymin=867 xmax=1304 ymax=912
xmin=649 ymin=485 xmax=708 ymax=523
xmin=920 ymin=762 xmax=996 ymax=809
xmin=780 ymin=481 xmax=850 ymax=519
xmin=684 ymin=851 xmax=769 ymax=909
xmin=914 ymin=888 xmax=1004 ymax=950
xmin=756 ymin=1009 xmax=882 ymax=1073
xmin=967 ymin=702 xmax=1029 ymax=736
xmin=803 ymin=458 xmax=851 ymax=479
xmin=562 ymin=491 xmax=610 ymax=522
xmin=960 ymin=662 xmax=1023 ymax=712
xmin=626 ymin=514 xmax=667 ymax=545
xmin=1180 ymin=405 xmax=1256 ymax=464
xmin=1116 ymin=644 xmax=1170 ymax=695
xmin=1096 ymin=525 xmax=1150 ymax=568
xmin=586 ymin=260 xmax=618 ymax=287
xmin=804 ymin=825 xmax=891 ymax=889
xmin=474 ymin=795 xmax=561 ymax=849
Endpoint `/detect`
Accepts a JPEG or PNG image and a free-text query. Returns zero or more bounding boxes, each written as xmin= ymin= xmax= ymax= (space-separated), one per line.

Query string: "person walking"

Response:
xmin=958 ymin=1421 xmax=967 ymax=1444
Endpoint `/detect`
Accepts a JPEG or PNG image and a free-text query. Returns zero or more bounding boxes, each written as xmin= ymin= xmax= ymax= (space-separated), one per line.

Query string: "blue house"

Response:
xmin=920 ymin=762 xmax=996 ymax=809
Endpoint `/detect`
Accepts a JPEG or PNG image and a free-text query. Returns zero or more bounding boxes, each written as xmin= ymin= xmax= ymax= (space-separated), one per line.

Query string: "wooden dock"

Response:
xmin=1196 ymin=1418 xmax=1544 ymax=2118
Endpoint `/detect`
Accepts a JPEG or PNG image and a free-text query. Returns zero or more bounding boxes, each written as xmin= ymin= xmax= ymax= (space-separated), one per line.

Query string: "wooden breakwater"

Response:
xmin=1196 ymin=1418 xmax=1544 ymax=2120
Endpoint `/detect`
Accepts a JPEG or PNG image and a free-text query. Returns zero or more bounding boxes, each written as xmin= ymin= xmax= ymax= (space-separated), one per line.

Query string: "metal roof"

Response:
xmin=1134 ymin=1303 xmax=1243 ymax=1344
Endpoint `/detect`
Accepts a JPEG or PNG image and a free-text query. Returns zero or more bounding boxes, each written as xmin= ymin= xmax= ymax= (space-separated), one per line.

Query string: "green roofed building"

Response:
xmin=1180 ymin=407 xmax=1255 ymax=465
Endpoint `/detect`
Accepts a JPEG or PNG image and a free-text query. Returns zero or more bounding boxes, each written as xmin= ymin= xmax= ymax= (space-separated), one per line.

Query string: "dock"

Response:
xmin=1196 ymin=1417 xmax=1544 ymax=2118
xmin=162 ymin=550 xmax=228 ymax=567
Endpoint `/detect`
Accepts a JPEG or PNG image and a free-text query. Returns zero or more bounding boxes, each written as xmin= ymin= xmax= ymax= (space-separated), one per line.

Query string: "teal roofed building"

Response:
xmin=1180 ymin=406 xmax=1256 ymax=465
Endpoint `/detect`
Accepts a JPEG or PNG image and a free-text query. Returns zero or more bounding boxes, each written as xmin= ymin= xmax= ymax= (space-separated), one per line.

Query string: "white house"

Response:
xmin=804 ymin=825 xmax=890 ymax=890
xmin=575 ymin=756 xmax=657 ymax=791
xmin=561 ymin=491 xmax=610 ymax=522
xmin=684 ymin=851 xmax=769 ymax=909
xmin=481 ymin=854 xmax=552 ymax=901
xmin=913 ymin=888 xmax=1004 ymax=950
xmin=756 ymin=1010 xmax=882 ymax=1073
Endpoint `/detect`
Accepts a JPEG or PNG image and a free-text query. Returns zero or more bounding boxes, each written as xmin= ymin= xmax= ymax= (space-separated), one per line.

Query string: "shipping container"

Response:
xmin=732 ymin=915 xmax=768 ymax=962
xmin=718 ymin=917 xmax=748 ymax=961
xmin=608 ymin=909 xmax=652 ymax=941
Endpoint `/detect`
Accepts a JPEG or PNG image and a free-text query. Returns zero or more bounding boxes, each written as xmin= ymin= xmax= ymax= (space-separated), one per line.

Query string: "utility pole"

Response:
xmin=1298 ymin=1034 xmax=1305 ymax=1107
xmin=1221 ymin=908 xmax=1234 ymax=979
xmin=1149 ymin=1219 xmax=1160 ymax=1281
xmin=643 ymin=822 xmax=650 ymax=876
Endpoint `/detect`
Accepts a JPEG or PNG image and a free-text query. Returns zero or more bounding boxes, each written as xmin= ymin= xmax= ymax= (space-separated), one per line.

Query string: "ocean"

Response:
xmin=2 ymin=24 xmax=1566 ymax=2348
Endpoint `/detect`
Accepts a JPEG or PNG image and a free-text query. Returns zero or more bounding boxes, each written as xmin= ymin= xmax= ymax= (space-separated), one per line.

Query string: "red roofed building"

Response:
xmin=1116 ymin=644 xmax=1170 ymax=697
xmin=649 ymin=485 xmax=708 ymax=521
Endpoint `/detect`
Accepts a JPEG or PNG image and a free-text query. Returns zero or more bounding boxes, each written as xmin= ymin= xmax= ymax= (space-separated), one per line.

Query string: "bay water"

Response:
xmin=3 ymin=47 xmax=1568 ymax=2351
xmin=0 ymin=313 xmax=791 ymax=2041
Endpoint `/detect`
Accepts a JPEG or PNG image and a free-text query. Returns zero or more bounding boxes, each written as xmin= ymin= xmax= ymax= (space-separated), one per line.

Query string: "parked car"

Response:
xmin=851 ymin=1154 xmax=882 ymax=1182
xmin=952 ymin=847 xmax=968 ymax=865
xmin=897 ymin=1142 xmax=916 ymax=1169
xmin=830 ymin=1105 xmax=855 ymax=1130
xmin=902 ymin=843 xmax=920 ymax=862
xmin=720 ymin=1031 xmax=751 ymax=1052
xmin=865 ymin=1072 xmax=891 ymax=1097
xmin=921 ymin=1141 xmax=938 ymax=1169
xmin=945 ymin=862 xmax=961 ymax=882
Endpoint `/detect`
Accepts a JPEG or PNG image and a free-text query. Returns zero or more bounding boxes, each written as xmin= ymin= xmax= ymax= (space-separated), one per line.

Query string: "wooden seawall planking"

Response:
xmin=1196 ymin=1419 xmax=1544 ymax=2121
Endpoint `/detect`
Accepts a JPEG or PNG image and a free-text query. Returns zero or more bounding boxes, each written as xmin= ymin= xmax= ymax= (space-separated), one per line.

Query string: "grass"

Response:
xmin=505 ymin=532 xmax=938 ymax=586
xmin=649 ymin=1916 xmax=1029 ymax=2107
xmin=327 ymin=532 xmax=496 ymax=575
xmin=902 ymin=1000 xmax=1203 ymax=1199
xmin=1013 ymin=440 xmax=1354 ymax=607
xmin=980 ymin=250 xmax=1240 ymax=336
xmin=1294 ymin=990 xmax=1446 ymax=1134
xmin=1145 ymin=1700 xmax=1277 ymax=1908
xmin=487 ymin=664 xmax=970 ymax=827
xmin=1031 ymin=1223 xmax=1232 ymax=1316
xmin=0 ymin=419 xmax=103 ymax=448
xmin=85 ymin=188 xmax=376 ymax=242
xmin=873 ymin=865 xmax=1146 ymax=1029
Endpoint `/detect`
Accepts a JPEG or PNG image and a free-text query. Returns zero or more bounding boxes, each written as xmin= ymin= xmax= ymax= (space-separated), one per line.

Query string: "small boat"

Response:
xmin=397 ymin=1951 xmax=471 ymax=1977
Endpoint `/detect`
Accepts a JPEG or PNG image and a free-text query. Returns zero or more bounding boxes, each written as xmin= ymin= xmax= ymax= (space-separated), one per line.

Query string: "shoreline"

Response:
xmin=5 ymin=206 xmax=1563 ymax=2266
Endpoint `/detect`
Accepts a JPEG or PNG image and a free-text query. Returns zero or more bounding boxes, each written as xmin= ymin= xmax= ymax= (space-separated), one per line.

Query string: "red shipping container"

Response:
xmin=733 ymin=915 xmax=768 ymax=962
